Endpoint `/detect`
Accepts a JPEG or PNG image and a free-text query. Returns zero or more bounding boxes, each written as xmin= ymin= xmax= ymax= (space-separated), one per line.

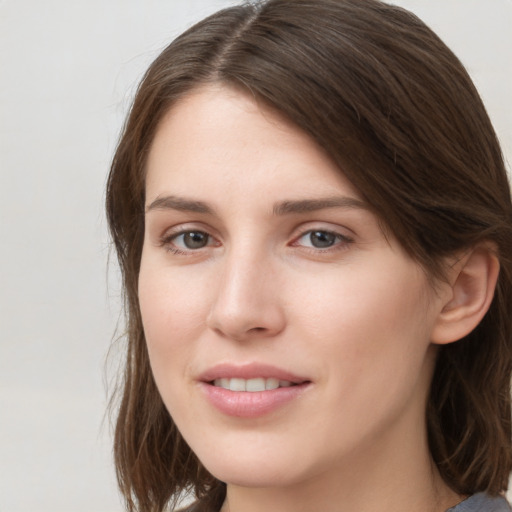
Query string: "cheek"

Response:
xmin=295 ymin=264 xmax=427 ymax=336
xmin=292 ymin=260 xmax=434 ymax=393
xmin=288 ymin=266 xmax=435 ymax=450
xmin=138 ymin=260 xmax=211 ymax=389
xmin=139 ymin=254 xmax=209 ymax=332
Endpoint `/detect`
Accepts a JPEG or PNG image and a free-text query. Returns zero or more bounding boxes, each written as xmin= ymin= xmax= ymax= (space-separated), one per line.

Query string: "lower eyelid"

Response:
xmin=164 ymin=245 xmax=188 ymax=255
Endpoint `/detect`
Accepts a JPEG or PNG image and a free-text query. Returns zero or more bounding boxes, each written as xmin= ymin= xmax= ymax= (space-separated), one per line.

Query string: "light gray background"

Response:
xmin=0 ymin=1 xmax=511 ymax=511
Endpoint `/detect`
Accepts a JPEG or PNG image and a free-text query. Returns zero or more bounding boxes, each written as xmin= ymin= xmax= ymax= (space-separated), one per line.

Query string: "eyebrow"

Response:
xmin=146 ymin=194 xmax=368 ymax=215
xmin=272 ymin=196 xmax=368 ymax=215
xmin=146 ymin=195 xmax=215 ymax=214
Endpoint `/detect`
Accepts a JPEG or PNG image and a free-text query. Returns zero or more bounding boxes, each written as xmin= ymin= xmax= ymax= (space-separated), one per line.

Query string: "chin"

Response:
xmin=187 ymin=432 xmax=321 ymax=490
xmin=202 ymin=457 xmax=303 ymax=489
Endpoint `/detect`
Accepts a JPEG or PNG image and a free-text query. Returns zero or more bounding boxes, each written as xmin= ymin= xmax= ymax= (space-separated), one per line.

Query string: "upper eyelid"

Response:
xmin=291 ymin=222 xmax=355 ymax=240
xmin=159 ymin=222 xmax=219 ymax=240
xmin=295 ymin=226 xmax=351 ymax=237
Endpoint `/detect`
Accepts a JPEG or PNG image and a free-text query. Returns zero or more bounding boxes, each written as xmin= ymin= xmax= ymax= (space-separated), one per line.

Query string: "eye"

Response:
xmin=294 ymin=229 xmax=351 ymax=250
xmin=162 ymin=229 xmax=217 ymax=253
xmin=177 ymin=231 xmax=210 ymax=249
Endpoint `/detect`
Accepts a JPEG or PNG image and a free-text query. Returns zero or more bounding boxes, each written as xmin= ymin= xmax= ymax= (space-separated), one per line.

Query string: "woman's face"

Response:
xmin=139 ymin=85 xmax=446 ymax=489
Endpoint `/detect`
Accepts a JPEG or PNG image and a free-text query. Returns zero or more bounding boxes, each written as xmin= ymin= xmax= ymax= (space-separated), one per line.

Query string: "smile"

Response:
xmin=212 ymin=377 xmax=294 ymax=392
xmin=199 ymin=364 xmax=311 ymax=417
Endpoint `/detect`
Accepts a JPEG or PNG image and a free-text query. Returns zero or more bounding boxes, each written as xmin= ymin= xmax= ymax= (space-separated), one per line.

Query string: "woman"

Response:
xmin=106 ymin=1 xmax=512 ymax=511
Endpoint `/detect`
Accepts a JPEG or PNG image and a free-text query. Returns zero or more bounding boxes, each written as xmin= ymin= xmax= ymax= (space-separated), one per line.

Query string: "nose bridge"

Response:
xmin=207 ymin=237 xmax=284 ymax=340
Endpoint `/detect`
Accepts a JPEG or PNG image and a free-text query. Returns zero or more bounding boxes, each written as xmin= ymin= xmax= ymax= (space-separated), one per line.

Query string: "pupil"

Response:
xmin=184 ymin=231 xmax=208 ymax=249
xmin=310 ymin=231 xmax=335 ymax=248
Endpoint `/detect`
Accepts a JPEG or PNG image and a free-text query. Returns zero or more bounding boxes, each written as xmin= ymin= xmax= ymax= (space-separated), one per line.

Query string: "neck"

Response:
xmin=220 ymin=412 xmax=461 ymax=512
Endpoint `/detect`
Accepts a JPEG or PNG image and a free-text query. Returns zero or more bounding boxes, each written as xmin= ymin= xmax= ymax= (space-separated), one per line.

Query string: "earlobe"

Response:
xmin=431 ymin=244 xmax=500 ymax=345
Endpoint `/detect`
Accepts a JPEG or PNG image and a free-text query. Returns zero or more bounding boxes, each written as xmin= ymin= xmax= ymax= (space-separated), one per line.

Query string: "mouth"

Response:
xmin=198 ymin=363 xmax=311 ymax=417
xmin=211 ymin=377 xmax=297 ymax=392
xmin=199 ymin=362 xmax=310 ymax=390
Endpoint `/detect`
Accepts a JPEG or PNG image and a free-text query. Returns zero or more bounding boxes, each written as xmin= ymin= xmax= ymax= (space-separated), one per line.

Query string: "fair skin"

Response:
xmin=139 ymin=85 xmax=497 ymax=512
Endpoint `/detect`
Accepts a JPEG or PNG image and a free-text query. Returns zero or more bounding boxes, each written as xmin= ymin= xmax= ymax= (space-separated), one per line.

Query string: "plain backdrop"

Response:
xmin=0 ymin=1 xmax=511 ymax=511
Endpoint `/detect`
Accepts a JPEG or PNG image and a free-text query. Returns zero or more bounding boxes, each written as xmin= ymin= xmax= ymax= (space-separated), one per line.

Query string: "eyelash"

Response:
xmin=291 ymin=229 xmax=354 ymax=253
xmin=159 ymin=227 xmax=354 ymax=256
xmin=160 ymin=229 xmax=217 ymax=255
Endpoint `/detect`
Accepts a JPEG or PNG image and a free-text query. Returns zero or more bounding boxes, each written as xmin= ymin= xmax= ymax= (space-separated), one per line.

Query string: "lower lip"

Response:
xmin=200 ymin=382 xmax=310 ymax=418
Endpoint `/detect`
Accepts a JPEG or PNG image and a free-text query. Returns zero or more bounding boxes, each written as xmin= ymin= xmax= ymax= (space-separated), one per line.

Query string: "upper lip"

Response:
xmin=198 ymin=362 xmax=310 ymax=384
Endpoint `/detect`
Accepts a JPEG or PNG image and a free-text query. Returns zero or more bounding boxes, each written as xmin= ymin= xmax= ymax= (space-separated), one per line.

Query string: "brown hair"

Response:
xmin=106 ymin=0 xmax=512 ymax=510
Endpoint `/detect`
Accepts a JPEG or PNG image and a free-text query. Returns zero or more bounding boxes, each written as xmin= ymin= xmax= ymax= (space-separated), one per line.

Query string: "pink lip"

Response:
xmin=198 ymin=363 xmax=311 ymax=418
xmin=199 ymin=362 xmax=308 ymax=383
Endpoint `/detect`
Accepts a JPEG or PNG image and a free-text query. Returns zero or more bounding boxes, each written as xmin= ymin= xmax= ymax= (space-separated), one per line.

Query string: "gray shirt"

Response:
xmin=181 ymin=493 xmax=511 ymax=512
xmin=448 ymin=493 xmax=511 ymax=512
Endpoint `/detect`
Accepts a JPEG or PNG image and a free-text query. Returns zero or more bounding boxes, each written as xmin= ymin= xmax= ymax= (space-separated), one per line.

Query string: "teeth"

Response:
xmin=265 ymin=378 xmax=279 ymax=390
xmin=229 ymin=378 xmax=246 ymax=392
xmin=246 ymin=377 xmax=265 ymax=392
xmin=213 ymin=377 xmax=293 ymax=391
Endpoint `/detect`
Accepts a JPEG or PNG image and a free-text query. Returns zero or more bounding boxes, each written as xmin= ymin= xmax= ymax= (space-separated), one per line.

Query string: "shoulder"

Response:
xmin=175 ymin=504 xmax=197 ymax=512
xmin=176 ymin=504 xmax=199 ymax=512
xmin=176 ymin=502 xmax=219 ymax=512
xmin=448 ymin=493 xmax=511 ymax=512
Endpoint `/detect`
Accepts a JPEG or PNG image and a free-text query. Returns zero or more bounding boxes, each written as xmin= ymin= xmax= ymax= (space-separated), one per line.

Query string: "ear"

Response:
xmin=431 ymin=244 xmax=500 ymax=345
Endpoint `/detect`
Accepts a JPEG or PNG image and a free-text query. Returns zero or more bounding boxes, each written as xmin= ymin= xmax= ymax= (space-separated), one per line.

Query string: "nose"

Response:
xmin=206 ymin=248 xmax=286 ymax=341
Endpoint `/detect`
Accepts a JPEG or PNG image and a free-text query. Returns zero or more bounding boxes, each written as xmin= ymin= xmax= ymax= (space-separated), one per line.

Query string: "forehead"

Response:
xmin=145 ymin=84 xmax=362 ymax=207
